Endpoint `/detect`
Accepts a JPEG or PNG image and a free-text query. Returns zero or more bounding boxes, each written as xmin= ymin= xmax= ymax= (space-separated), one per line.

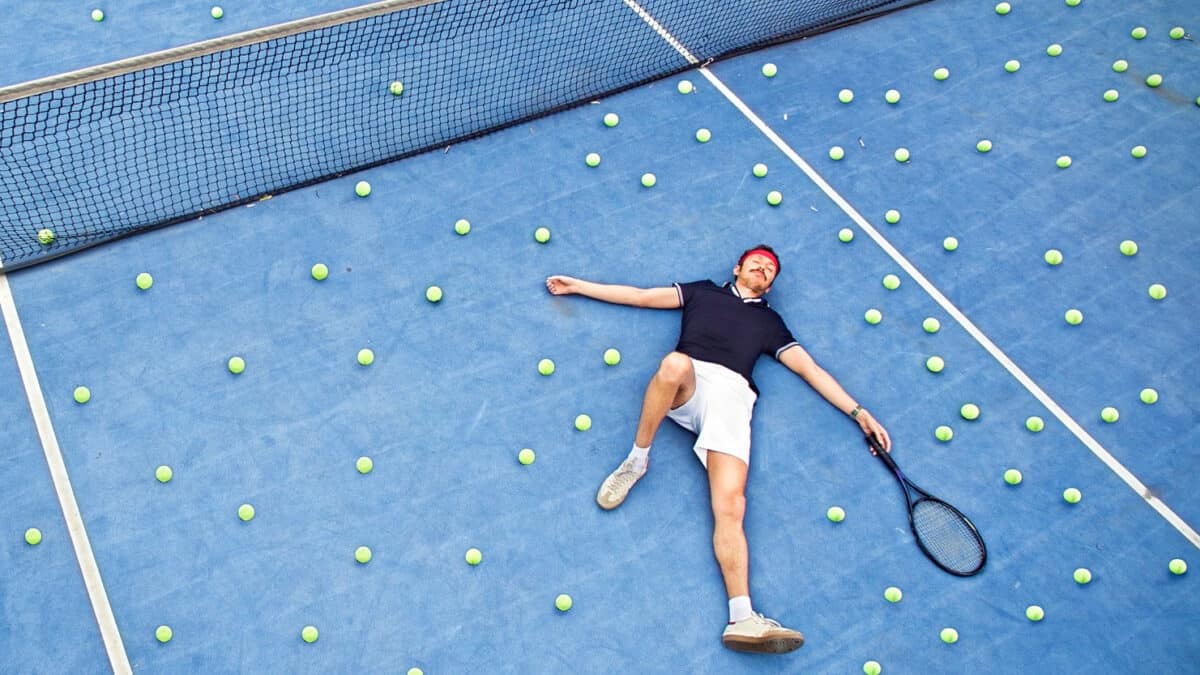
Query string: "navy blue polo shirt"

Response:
xmin=672 ymin=280 xmax=800 ymax=395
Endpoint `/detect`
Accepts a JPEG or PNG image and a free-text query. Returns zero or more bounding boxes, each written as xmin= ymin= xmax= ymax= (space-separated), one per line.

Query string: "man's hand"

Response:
xmin=545 ymin=275 xmax=582 ymax=296
xmin=858 ymin=410 xmax=891 ymax=454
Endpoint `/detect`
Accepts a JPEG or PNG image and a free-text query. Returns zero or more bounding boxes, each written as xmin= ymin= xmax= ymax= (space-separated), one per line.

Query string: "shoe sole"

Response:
xmin=596 ymin=492 xmax=625 ymax=510
xmin=722 ymin=633 xmax=805 ymax=654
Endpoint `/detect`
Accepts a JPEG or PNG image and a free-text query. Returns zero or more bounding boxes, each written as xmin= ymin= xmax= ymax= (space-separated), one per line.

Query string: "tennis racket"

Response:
xmin=866 ymin=434 xmax=986 ymax=576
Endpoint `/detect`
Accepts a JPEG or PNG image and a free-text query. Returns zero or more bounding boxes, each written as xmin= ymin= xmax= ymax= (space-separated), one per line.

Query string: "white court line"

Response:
xmin=0 ymin=266 xmax=132 ymax=675
xmin=623 ymin=1 xmax=1200 ymax=549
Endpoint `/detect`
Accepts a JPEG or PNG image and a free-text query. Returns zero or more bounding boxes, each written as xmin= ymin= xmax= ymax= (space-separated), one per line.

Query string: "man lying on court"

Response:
xmin=545 ymin=244 xmax=892 ymax=654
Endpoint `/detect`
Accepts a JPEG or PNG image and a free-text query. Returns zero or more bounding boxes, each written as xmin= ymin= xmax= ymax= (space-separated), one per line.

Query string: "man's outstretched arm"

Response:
xmin=778 ymin=345 xmax=892 ymax=451
xmin=545 ymin=275 xmax=681 ymax=309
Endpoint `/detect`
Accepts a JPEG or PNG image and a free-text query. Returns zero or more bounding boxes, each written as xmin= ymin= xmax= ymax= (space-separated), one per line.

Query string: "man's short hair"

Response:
xmin=737 ymin=244 xmax=781 ymax=278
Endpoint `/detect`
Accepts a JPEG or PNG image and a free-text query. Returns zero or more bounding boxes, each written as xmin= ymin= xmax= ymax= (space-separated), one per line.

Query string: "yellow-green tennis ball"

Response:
xmin=1004 ymin=469 xmax=1022 ymax=485
xmin=454 ymin=219 xmax=471 ymax=234
xmin=25 ymin=527 xmax=42 ymax=545
xmin=155 ymin=625 xmax=173 ymax=643
xmin=355 ymin=180 xmax=371 ymax=197
xmin=641 ymin=173 xmax=657 ymax=188
xmin=156 ymin=465 xmax=173 ymax=483
xmin=1047 ymin=44 xmax=1063 ymax=57
xmin=864 ymin=308 xmax=882 ymax=325
xmin=425 ymin=285 xmax=443 ymax=303
xmin=960 ymin=403 xmax=980 ymax=420
xmin=74 ymin=386 xmax=91 ymax=404
xmin=894 ymin=147 xmax=910 ymax=163
xmin=585 ymin=152 xmax=600 ymax=167
xmin=1112 ymin=59 xmax=1128 ymax=73
xmin=301 ymin=626 xmax=318 ymax=643
xmin=838 ymin=228 xmax=854 ymax=243
xmin=995 ymin=2 xmax=1011 ymax=14
xmin=389 ymin=80 xmax=404 ymax=96
xmin=752 ymin=163 xmax=768 ymax=178
xmin=1131 ymin=26 xmax=1147 ymax=40
xmin=1103 ymin=89 xmax=1119 ymax=103
xmin=829 ymin=145 xmax=845 ymax=161
xmin=1130 ymin=145 xmax=1147 ymax=159
xmin=695 ymin=128 xmax=711 ymax=143
xmin=555 ymin=593 xmax=573 ymax=611
xmin=238 ymin=504 xmax=255 ymax=521
xmin=943 ymin=237 xmax=959 ymax=251
xmin=356 ymin=456 xmax=373 ymax=474
xmin=1140 ymin=388 xmax=1158 ymax=404
xmin=227 ymin=356 xmax=245 ymax=374
xmin=838 ymin=88 xmax=854 ymax=104
xmin=358 ymin=348 xmax=375 ymax=366
xmin=1145 ymin=73 xmax=1163 ymax=88
xmin=826 ymin=506 xmax=845 ymax=522
xmin=933 ymin=67 xmax=950 ymax=81
xmin=766 ymin=190 xmax=783 ymax=206
xmin=762 ymin=63 xmax=778 ymax=78
xmin=538 ymin=358 xmax=555 ymax=376
xmin=1100 ymin=406 xmax=1119 ymax=423
xmin=926 ymin=356 xmax=944 ymax=373
xmin=534 ymin=226 xmax=551 ymax=243
xmin=407 ymin=669 xmax=424 ymax=675
xmin=940 ymin=627 xmax=958 ymax=644
xmin=1026 ymin=416 xmax=1044 ymax=432
xmin=1169 ymin=26 xmax=1185 ymax=39
xmin=1004 ymin=59 xmax=1020 ymax=73
xmin=603 ymin=348 xmax=621 ymax=366
xmin=311 ymin=263 xmax=328 ymax=281
xmin=884 ymin=586 xmax=902 ymax=603
xmin=518 ymin=448 xmax=535 ymax=465
xmin=1119 ymin=240 xmax=1138 ymax=256
xmin=885 ymin=209 xmax=900 ymax=224
xmin=1169 ymin=558 xmax=1187 ymax=575
xmin=885 ymin=89 xmax=901 ymax=104
xmin=575 ymin=414 xmax=592 ymax=431
xmin=1073 ymin=567 xmax=1092 ymax=584
xmin=863 ymin=660 xmax=882 ymax=675
xmin=1063 ymin=487 xmax=1082 ymax=504
xmin=677 ymin=79 xmax=693 ymax=94
xmin=1056 ymin=155 xmax=1071 ymax=169
xmin=1064 ymin=308 xmax=1083 ymax=325
xmin=1025 ymin=605 xmax=1044 ymax=622
xmin=210 ymin=6 xmax=224 ymax=20
xmin=923 ymin=317 xmax=941 ymax=333
xmin=976 ymin=139 xmax=993 ymax=153
xmin=882 ymin=274 xmax=900 ymax=290
xmin=935 ymin=425 xmax=953 ymax=442
xmin=465 ymin=548 xmax=482 ymax=565
xmin=603 ymin=112 xmax=619 ymax=127
xmin=1148 ymin=283 xmax=1166 ymax=300
xmin=1065 ymin=0 xmax=1080 ymax=6
xmin=1044 ymin=249 xmax=1063 ymax=266
xmin=92 ymin=9 xmax=105 ymax=21
xmin=355 ymin=546 xmax=372 ymax=564
xmin=37 ymin=228 xmax=55 ymax=245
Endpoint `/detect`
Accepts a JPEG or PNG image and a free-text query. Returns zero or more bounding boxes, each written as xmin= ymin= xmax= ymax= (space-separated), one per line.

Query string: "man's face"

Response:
xmin=734 ymin=253 xmax=777 ymax=293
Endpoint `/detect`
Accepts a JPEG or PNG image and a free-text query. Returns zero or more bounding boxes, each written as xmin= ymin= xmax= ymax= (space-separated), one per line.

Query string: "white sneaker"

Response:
xmin=721 ymin=612 xmax=805 ymax=654
xmin=596 ymin=458 xmax=646 ymax=510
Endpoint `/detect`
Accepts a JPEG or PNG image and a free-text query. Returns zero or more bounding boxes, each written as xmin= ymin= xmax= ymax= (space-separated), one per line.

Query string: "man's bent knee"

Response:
xmin=657 ymin=352 xmax=693 ymax=386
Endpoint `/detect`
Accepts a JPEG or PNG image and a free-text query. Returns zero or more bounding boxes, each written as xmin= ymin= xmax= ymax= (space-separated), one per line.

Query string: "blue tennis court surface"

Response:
xmin=2 ymin=1 xmax=1197 ymax=673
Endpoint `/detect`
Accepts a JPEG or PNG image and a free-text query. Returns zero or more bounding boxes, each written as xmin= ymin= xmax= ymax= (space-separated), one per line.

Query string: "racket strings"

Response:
xmin=912 ymin=499 xmax=985 ymax=574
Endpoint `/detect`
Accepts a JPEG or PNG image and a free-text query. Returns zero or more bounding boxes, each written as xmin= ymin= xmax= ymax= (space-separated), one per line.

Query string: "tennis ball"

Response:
xmin=74 ymin=386 xmax=91 ymax=404
xmin=976 ymin=139 xmax=993 ymax=153
xmin=885 ymin=209 xmax=900 ymax=224
xmin=537 ymin=358 xmax=555 ymax=376
xmin=1148 ymin=283 xmax=1166 ymax=300
xmin=534 ymin=226 xmax=551 ymax=243
xmin=555 ymin=593 xmax=573 ymax=611
xmin=1025 ymin=416 xmax=1044 ymax=432
xmin=25 ymin=528 xmax=42 ymax=545
xmin=1025 ymin=605 xmax=1044 ymax=622
xmin=863 ymin=660 xmax=882 ymax=675
xmin=1140 ymin=388 xmax=1158 ymax=404
xmin=92 ymin=9 xmax=105 ymax=21
xmin=1103 ymin=89 xmax=1119 ymax=103
xmin=766 ymin=190 xmax=783 ymax=206
xmin=923 ymin=317 xmax=941 ymax=333
xmin=465 ymin=548 xmax=482 ymax=565
xmin=407 ymin=669 xmax=424 ymax=675
xmin=355 ymin=546 xmax=372 ymax=564
xmin=926 ymin=356 xmax=944 ymax=373
xmin=762 ymin=63 xmax=777 ymax=78
xmin=864 ymin=308 xmax=882 ymax=325
xmin=211 ymin=6 xmax=224 ymax=20
xmin=355 ymin=180 xmax=371 ymax=197
xmin=838 ymin=88 xmax=854 ymax=104
xmin=389 ymin=80 xmax=404 ymax=96
xmin=1047 ymin=44 xmax=1063 ymax=57
xmin=695 ymin=128 xmax=711 ymax=143
xmin=882 ymin=274 xmax=900 ymax=290
xmin=425 ymin=285 xmax=443 ymax=303
xmin=1044 ymin=249 xmax=1063 ymax=266
xmin=1119 ymin=240 xmax=1138 ymax=256
xmin=1169 ymin=558 xmax=1187 ymax=575
xmin=960 ymin=403 xmax=980 ymax=420
xmin=310 ymin=263 xmax=328 ymax=281
xmin=518 ymin=448 xmax=536 ymax=465
xmin=454 ymin=218 xmax=471 ymax=235
xmin=885 ymin=89 xmax=901 ymax=104
xmin=641 ymin=173 xmax=656 ymax=188
xmin=575 ymin=414 xmax=592 ymax=431
xmin=1100 ymin=406 xmax=1119 ymax=423
xmin=227 ymin=356 xmax=245 ymax=374
xmin=156 ymin=625 xmax=172 ymax=643
xmin=826 ymin=506 xmax=845 ymax=522
xmin=1131 ymin=26 xmax=1147 ymax=40
xmin=943 ymin=237 xmax=959 ymax=251
xmin=356 ymin=456 xmax=373 ymax=474
xmin=37 ymin=228 xmax=55 ymax=245
xmin=1063 ymin=487 xmax=1082 ymax=504
xmin=358 ymin=348 xmax=375 ymax=366
xmin=603 ymin=348 xmax=621 ymax=366
xmin=838 ymin=228 xmax=854 ymax=243
xmin=1145 ymin=74 xmax=1163 ymax=88
xmin=603 ymin=112 xmax=619 ymax=127
xmin=884 ymin=586 xmax=902 ymax=603
xmin=1112 ymin=59 xmax=1128 ymax=73
xmin=1073 ymin=567 xmax=1092 ymax=584
xmin=933 ymin=67 xmax=950 ymax=81
xmin=1170 ymin=26 xmax=1185 ymax=39
xmin=995 ymin=2 xmax=1011 ymax=15
xmin=1056 ymin=155 xmax=1072 ymax=169
xmin=301 ymin=626 xmax=318 ymax=643
xmin=585 ymin=152 xmax=600 ymax=168
xmin=935 ymin=425 xmax=953 ymax=442
xmin=156 ymin=465 xmax=173 ymax=483
xmin=828 ymin=145 xmax=845 ymax=161
xmin=894 ymin=147 xmax=910 ymax=163
xmin=1004 ymin=59 xmax=1020 ymax=73
xmin=1065 ymin=0 xmax=1080 ymax=6
xmin=752 ymin=163 xmax=768 ymax=178
xmin=677 ymin=79 xmax=693 ymax=94
xmin=1131 ymin=145 xmax=1147 ymax=159
xmin=238 ymin=504 xmax=255 ymax=521
xmin=940 ymin=627 xmax=958 ymax=644
xmin=1064 ymin=309 xmax=1083 ymax=325
xmin=1004 ymin=469 xmax=1023 ymax=485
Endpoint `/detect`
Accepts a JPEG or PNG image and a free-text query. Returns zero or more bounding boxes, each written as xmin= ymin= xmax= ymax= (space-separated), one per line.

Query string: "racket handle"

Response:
xmin=865 ymin=434 xmax=899 ymax=471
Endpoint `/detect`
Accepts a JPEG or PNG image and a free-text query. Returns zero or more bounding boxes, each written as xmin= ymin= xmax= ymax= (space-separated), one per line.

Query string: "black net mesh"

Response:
xmin=0 ymin=0 xmax=928 ymax=271
xmin=912 ymin=498 xmax=985 ymax=575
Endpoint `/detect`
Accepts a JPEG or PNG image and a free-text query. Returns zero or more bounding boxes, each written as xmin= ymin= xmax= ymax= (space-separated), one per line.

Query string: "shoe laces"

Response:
xmin=609 ymin=460 xmax=643 ymax=491
xmin=751 ymin=613 xmax=781 ymax=628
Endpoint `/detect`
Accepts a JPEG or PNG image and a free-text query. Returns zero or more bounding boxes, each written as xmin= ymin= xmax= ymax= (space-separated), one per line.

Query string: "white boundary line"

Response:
xmin=0 ymin=267 xmax=132 ymax=675
xmin=623 ymin=1 xmax=1200 ymax=549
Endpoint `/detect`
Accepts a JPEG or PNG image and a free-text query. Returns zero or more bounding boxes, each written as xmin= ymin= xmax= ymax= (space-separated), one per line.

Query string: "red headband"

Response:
xmin=740 ymin=248 xmax=779 ymax=271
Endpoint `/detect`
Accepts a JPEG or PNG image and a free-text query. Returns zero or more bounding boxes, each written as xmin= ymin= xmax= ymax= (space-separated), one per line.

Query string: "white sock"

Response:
xmin=627 ymin=444 xmax=650 ymax=472
xmin=728 ymin=595 xmax=753 ymax=623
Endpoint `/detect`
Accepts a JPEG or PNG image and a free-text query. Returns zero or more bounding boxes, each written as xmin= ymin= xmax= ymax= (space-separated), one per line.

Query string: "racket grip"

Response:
xmin=865 ymin=434 xmax=898 ymax=471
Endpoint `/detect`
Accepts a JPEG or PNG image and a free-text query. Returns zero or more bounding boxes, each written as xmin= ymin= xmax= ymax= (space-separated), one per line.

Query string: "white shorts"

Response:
xmin=666 ymin=358 xmax=758 ymax=469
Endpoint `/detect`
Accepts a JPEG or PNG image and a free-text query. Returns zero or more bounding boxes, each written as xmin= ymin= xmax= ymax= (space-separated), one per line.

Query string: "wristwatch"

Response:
xmin=850 ymin=405 xmax=865 ymax=420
